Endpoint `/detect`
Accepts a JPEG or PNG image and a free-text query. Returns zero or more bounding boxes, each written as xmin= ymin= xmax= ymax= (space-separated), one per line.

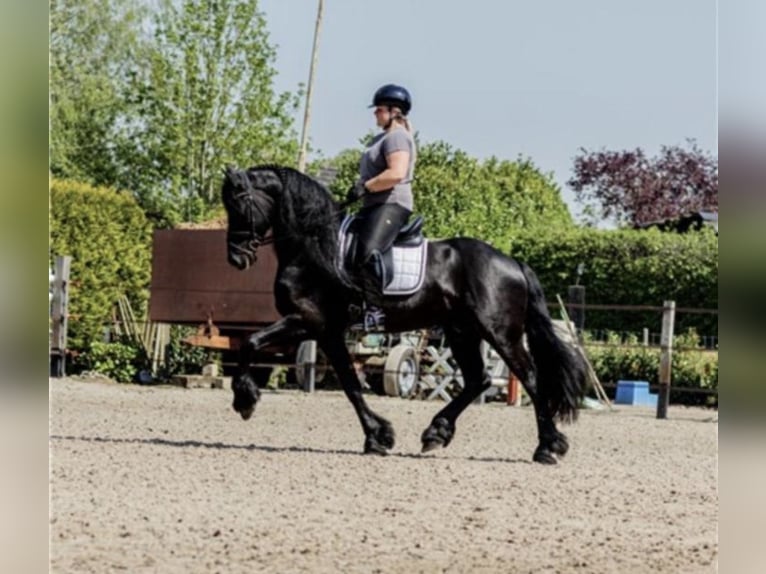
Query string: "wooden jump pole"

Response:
xmin=556 ymin=295 xmax=612 ymax=408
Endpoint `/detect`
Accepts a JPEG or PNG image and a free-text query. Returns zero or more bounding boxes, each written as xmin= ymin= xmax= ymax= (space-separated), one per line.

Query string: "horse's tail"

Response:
xmin=521 ymin=263 xmax=587 ymax=422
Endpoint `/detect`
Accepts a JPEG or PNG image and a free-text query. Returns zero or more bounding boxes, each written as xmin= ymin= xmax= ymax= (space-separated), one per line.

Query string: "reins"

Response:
xmin=229 ymin=189 xmax=360 ymax=247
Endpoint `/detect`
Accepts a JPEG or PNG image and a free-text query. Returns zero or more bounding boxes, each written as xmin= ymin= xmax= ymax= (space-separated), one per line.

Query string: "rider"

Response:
xmin=346 ymin=84 xmax=417 ymax=330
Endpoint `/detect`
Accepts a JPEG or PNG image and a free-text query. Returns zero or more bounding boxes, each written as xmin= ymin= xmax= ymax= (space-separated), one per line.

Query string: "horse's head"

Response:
xmin=221 ymin=166 xmax=280 ymax=270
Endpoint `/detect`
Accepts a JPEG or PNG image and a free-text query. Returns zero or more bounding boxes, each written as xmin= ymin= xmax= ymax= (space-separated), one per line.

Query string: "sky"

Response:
xmin=719 ymin=0 xmax=766 ymax=129
xmin=258 ymin=0 xmax=717 ymax=218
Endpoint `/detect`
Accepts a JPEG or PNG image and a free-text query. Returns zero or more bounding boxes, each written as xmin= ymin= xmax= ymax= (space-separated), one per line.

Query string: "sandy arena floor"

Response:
xmin=50 ymin=378 xmax=717 ymax=573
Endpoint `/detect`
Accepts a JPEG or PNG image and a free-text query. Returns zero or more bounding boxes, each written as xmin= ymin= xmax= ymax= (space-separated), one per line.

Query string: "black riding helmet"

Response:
xmin=369 ymin=84 xmax=412 ymax=116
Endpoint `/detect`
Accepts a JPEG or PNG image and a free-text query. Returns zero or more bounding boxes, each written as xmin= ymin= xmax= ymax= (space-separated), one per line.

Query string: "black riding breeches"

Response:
xmin=353 ymin=203 xmax=411 ymax=266
xmin=352 ymin=203 xmax=411 ymax=296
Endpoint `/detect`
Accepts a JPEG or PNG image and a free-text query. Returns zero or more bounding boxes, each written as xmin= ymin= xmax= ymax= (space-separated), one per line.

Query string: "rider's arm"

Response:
xmin=364 ymin=150 xmax=409 ymax=192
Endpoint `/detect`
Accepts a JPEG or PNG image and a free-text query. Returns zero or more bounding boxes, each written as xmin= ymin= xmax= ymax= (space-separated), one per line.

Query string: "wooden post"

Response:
xmin=656 ymin=300 xmax=676 ymax=419
xmin=50 ymin=256 xmax=71 ymax=377
xmin=297 ymin=0 xmax=324 ymax=173
xmin=642 ymin=328 xmax=649 ymax=346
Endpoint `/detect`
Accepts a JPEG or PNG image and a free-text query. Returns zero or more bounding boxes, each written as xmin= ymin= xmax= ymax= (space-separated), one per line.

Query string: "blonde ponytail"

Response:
xmin=392 ymin=111 xmax=412 ymax=133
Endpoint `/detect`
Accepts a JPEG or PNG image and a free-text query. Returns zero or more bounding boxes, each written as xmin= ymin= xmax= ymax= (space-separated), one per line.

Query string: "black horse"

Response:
xmin=222 ymin=165 xmax=586 ymax=463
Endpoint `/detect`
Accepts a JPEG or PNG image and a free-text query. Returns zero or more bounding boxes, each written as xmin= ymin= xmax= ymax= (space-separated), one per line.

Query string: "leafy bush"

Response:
xmin=512 ymin=226 xmax=718 ymax=335
xmin=74 ymin=338 xmax=148 ymax=383
xmin=50 ymin=178 xmax=152 ymax=350
xmin=584 ymin=330 xmax=718 ymax=406
xmin=158 ymin=326 xmax=218 ymax=380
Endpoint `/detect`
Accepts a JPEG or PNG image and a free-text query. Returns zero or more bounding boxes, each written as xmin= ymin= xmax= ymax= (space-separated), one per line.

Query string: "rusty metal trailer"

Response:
xmin=150 ymin=229 xmax=280 ymax=347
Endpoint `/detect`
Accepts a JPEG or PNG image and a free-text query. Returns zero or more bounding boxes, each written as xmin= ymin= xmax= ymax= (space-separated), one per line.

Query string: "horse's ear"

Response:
xmin=223 ymin=164 xmax=236 ymax=182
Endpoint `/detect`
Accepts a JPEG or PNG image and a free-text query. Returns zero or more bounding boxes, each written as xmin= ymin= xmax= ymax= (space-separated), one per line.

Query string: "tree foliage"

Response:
xmin=568 ymin=140 xmax=718 ymax=227
xmin=50 ymin=0 xmax=143 ymax=186
xmin=50 ymin=179 xmax=152 ymax=350
xmin=50 ymin=0 xmax=302 ymax=227
xmin=317 ymin=139 xmax=573 ymax=250
xmin=123 ymin=0 xmax=301 ymax=225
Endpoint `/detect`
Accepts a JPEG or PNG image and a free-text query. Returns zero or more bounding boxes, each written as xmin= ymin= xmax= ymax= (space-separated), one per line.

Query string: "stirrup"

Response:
xmin=363 ymin=307 xmax=386 ymax=331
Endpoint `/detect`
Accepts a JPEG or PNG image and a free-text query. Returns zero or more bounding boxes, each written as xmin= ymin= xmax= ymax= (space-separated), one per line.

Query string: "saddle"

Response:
xmin=338 ymin=214 xmax=428 ymax=296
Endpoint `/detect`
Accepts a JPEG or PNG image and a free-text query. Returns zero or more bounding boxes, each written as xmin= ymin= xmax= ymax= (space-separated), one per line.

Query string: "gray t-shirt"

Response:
xmin=359 ymin=127 xmax=416 ymax=211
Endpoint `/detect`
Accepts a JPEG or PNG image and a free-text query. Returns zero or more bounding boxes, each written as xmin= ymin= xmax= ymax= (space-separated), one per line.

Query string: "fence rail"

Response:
xmin=548 ymin=302 xmax=718 ymax=315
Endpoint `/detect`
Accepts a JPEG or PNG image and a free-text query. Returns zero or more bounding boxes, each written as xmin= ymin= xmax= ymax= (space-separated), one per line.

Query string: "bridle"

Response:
xmin=226 ymin=182 xmax=361 ymax=254
xmin=226 ymin=187 xmax=275 ymax=262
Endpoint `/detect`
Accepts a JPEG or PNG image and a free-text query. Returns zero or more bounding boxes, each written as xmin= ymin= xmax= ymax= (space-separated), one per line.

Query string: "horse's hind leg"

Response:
xmin=486 ymin=335 xmax=568 ymax=464
xmin=319 ymin=333 xmax=396 ymax=455
xmin=421 ymin=327 xmax=491 ymax=453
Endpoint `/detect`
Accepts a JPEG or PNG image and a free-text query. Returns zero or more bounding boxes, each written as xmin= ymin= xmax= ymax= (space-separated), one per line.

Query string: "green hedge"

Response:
xmin=510 ymin=227 xmax=718 ymax=336
xmin=50 ymin=179 xmax=152 ymax=350
xmin=584 ymin=330 xmax=717 ymax=406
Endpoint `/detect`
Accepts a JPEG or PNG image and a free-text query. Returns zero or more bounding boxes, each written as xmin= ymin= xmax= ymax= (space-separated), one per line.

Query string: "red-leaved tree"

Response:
xmin=568 ymin=140 xmax=718 ymax=226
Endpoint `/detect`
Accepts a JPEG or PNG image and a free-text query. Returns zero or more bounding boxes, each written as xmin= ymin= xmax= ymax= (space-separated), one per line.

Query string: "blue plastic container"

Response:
xmin=615 ymin=380 xmax=658 ymax=407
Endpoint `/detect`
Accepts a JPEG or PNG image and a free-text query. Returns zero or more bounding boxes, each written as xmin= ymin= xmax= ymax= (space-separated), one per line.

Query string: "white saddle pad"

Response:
xmin=337 ymin=215 xmax=428 ymax=296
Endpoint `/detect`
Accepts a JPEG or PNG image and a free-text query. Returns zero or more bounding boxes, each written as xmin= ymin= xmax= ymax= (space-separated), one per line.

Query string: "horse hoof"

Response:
xmin=549 ymin=433 xmax=569 ymax=457
xmin=364 ymin=436 xmax=389 ymax=456
xmin=238 ymin=405 xmax=255 ymax=421
xmin=533 ymin=447 xmax=558 ymax=465
xmin=376 ymin=425 xmax=396 ymax=450
xmin=421 ymin=417 xmax=454 ymax=453
xmin=232 ymin=374 xmax=260 ymax=421
xmin=421 ymin=438 xmax=444 ymax=453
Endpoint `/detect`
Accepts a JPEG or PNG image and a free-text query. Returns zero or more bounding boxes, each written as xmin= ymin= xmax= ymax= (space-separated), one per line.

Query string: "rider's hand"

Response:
xmin=346 ymin=180 xmax=368 ymax=203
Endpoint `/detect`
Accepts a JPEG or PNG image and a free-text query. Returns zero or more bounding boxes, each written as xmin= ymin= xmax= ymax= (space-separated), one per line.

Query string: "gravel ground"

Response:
xmin=50 ymin=378 xmax=718 ymax=573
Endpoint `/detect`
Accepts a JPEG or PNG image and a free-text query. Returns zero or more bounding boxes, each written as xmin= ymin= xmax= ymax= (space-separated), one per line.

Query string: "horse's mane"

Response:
xmin=247 ymin=165 xmax=351 ymax=287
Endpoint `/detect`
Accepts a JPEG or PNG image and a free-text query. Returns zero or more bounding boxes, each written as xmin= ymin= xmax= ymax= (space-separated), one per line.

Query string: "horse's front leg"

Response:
xmin=233 ymin=314 xmax=310 ymax=420
xmin=320 ymin=334 xmax=396 ymax=455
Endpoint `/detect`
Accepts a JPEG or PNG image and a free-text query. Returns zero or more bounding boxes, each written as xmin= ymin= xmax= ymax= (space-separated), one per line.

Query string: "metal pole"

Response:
xmin=656 ymin=300 xmax=676 ymax=419
xmin=567 ymin=285 xmax=586 ymax=337
xmin=297 ymin=0 xmax=324 ymax=173
xmin=301 ymin=340 xmax=317 ymax=393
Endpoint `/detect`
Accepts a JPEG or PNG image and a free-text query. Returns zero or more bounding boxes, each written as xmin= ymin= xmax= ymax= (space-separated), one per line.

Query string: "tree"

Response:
xmin=568 ymin=140 xmax=718 ymax=227
xmin=315 ymin=139 xmax=573 ymax=250
xmin=49 ymin=0 xmax=143 ymax=186
xmin=123 ymin=0 xmax=302 ymax=225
